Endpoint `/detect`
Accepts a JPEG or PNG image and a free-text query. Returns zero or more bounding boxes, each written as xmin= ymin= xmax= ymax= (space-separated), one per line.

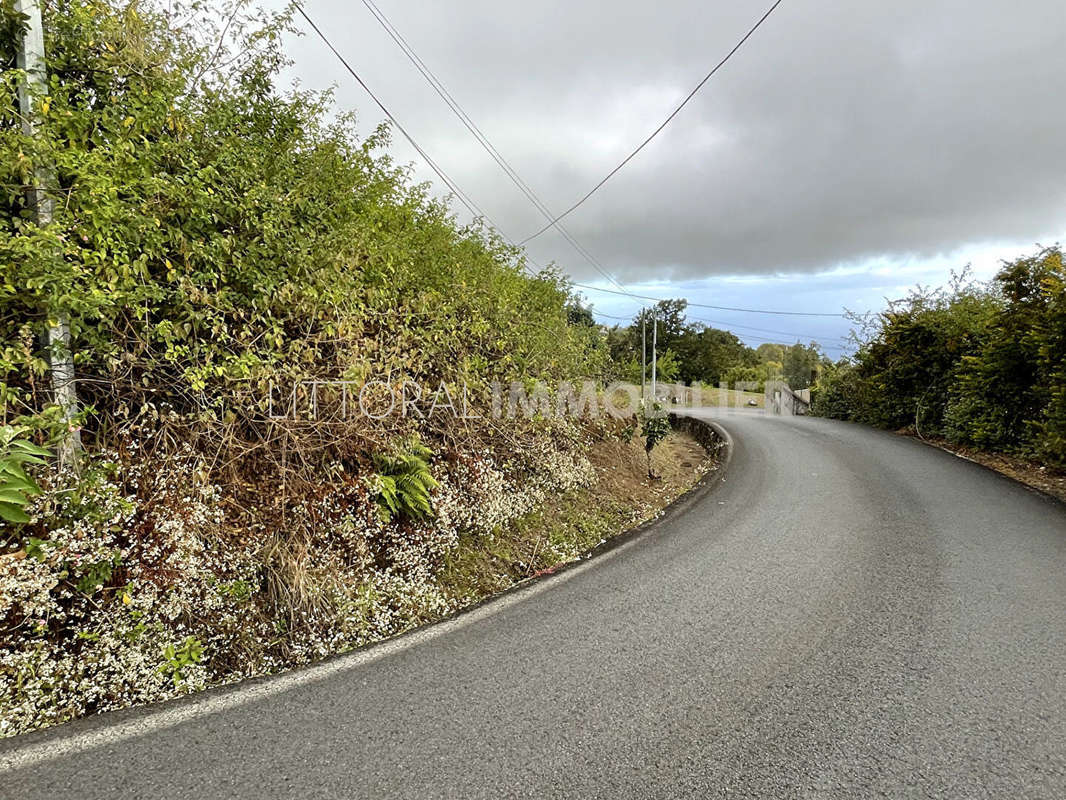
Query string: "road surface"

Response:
xmin=3 ymin=411 xmax=1065 ymax=798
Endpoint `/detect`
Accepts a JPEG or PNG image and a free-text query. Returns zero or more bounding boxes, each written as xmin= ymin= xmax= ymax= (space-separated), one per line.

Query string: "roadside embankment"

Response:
xmin=440 ymin=415 xmax=726 ymax=603
xmin=1 ymin=416 xmax=725 ymax=737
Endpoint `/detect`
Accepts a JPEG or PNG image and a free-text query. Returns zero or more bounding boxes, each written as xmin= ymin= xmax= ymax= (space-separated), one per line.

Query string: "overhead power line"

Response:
xmin=299 ymin=2 xmax=846 ymax=324
xmin=294 ymin=3 xmax=561 ymax=282
xmin=573 ymin=282 xmax=847 ymax=317
xmin=519 ymin=0 xmax=785 ymax=245
xmin=293 ymin=5 xmax=484 ymax=220
xmin=686 ymin=315 xmax=848 ymax=343
xmin=590 ymin=311 xmax=846 ymax=351
xmin=358 ymin=0 xmax=637 ymax=299
xmin=590 ymin=309 xmax=848 ymax=346
xmin=360 ymin=0 xmax=809 ymax=322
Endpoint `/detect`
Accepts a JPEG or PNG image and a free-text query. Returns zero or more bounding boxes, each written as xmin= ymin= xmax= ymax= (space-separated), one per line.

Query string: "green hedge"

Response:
xmin=812 ymin=247 xmax=1066 ymax=466
xmin=1 ymin=0 xmax=607 ymax=449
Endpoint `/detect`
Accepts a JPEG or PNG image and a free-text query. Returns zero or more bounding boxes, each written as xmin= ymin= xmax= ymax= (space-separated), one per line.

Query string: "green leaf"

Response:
xmin=0 ymin=502 xmax=31 ymax=524
xmin=26 ymin=538 xmax=49 ymax=561
xmin=0 ymin=462 xmax=32 ymax=482
xmin=0 ymin=489 xmax=28 ymax=505
xmin=4 ymin=451 xmax=46 ymax=467
xmin=0 ymin=475 xmax=41 ymax=496
xmin=11 ymin=440 xmax=51 ymax=457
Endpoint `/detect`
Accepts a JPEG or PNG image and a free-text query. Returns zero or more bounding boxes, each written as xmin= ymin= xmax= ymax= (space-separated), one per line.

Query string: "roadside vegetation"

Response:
xmin=605 ymin=299 xmax=828 ymax=391
xmin=0 ymin=1 xmax=725 ymax=736
xmin=812 ymin=247 xmax=1066 ymax=471
xmin=437 ymin=430 xmax=713 ymax=605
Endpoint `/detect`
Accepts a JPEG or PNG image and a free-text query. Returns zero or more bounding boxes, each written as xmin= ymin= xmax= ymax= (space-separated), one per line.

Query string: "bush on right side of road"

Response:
xmin=811 ymin=246 xmax=1066 ymax=467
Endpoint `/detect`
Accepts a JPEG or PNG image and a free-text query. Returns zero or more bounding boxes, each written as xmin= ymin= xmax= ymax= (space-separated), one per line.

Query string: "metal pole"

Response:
xmin=16 ymin=0 xmax=81 ymax=467
xmin=651 ymin=311 xmax=658 ymax=403
xmin=641 ymin=311 xmax=646 ymax=401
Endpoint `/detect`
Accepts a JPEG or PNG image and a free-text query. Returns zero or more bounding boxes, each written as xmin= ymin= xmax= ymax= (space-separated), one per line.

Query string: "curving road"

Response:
xmin=3 ymin=411 xmax=1066 ymax=798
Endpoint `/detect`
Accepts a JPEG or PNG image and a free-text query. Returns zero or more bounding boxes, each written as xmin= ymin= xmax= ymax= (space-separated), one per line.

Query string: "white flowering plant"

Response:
xmin=0 ymin=415 xmax=613 ymax=736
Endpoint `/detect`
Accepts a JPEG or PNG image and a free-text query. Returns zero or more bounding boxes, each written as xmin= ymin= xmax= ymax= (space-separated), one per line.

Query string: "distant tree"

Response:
xmin=782 ymin=343 xmax=824 ymax=389
xmin=606 ymin=324 xmax=640 ymax=380
xmin=606 ymin=299 xmax=759 ymax=386
xmin=679 ymin=327 xmax=758 ymax=385
xmin=634 ymin=300 xmax=689 ymax=353
xmin=756 ymin=343 xmax=786 ymax=365
xmin=566 ymin=303 xmax=596 ymax=327
xmin=654 ymin=348 xmax=681 ymax=384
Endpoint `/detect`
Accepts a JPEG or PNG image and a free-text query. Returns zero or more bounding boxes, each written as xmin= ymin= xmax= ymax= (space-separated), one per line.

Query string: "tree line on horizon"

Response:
xmin=590 ymin=298 xmax=829 ymax=391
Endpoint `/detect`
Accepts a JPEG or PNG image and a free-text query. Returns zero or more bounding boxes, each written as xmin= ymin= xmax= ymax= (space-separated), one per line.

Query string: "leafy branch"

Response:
xmin=0 ymin=424 xmax=48 ymax=525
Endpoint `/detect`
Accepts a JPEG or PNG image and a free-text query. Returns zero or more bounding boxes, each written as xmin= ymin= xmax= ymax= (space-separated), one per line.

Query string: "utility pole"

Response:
xmin=650 ymin=310 xmax=658 ymax=404
xmin=641 ymin=311 xmax=647 ymax=401
xmin=16 ymin=0 xmax=81 ymax=467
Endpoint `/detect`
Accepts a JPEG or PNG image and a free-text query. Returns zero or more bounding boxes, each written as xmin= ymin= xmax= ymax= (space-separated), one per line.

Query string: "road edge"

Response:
xmin=901 ymin=433 xmax=1066 ymax=508
xmin=0 ymin=415 xmax=733 ymax=771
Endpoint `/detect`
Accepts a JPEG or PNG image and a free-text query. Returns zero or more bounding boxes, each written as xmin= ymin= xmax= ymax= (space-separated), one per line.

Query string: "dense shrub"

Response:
xmin=0 ymin=0 xmax=614 ymax=733
xmin=812 ymin=248 xmax=1066 ymax=465
xmin=808 ymin=361 xmax=865 ymax=420
xmin=1 ymin=1 xmax=606 ymax=441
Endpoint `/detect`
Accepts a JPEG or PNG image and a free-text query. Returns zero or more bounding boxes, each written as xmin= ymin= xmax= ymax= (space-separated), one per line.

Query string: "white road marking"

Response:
xmin=1 ymin=416 xmax=732 ymax=774
xmin=0 ymin=547 xmax=625 ymax=773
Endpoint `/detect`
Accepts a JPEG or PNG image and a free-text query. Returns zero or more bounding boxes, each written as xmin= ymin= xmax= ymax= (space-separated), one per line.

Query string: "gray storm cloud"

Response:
xmin=283 ymin=0 xmax=1066 ymax=282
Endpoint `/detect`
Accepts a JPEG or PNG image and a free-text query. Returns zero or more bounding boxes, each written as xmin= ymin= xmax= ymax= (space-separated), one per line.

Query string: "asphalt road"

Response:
xmin=3 ymin=411 xmax=1066 ymax=799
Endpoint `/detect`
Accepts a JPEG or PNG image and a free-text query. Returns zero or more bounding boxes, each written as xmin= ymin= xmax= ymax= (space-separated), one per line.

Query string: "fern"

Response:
xmin=0 ymin=425 xmax=48 ymax=525
xmin=372 ymin=437 xmax=439 ymax=522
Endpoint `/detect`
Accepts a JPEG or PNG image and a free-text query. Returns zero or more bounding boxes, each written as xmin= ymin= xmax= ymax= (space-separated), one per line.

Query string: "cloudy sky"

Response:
xmin=277 ymin=0 xmax=1066 ymax=355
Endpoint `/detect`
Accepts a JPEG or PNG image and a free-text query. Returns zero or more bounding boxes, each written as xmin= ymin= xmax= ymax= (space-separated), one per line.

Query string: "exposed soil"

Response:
xmin=587 ymin=430 xmax=711 ymax=504
xmin=439 ymin=430 xmax=717 ymax=601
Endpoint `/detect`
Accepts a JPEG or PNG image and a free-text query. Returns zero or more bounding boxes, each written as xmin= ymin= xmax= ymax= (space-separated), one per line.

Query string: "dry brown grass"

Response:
xmin=438 ymin=430 xmax=715 ymax=602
